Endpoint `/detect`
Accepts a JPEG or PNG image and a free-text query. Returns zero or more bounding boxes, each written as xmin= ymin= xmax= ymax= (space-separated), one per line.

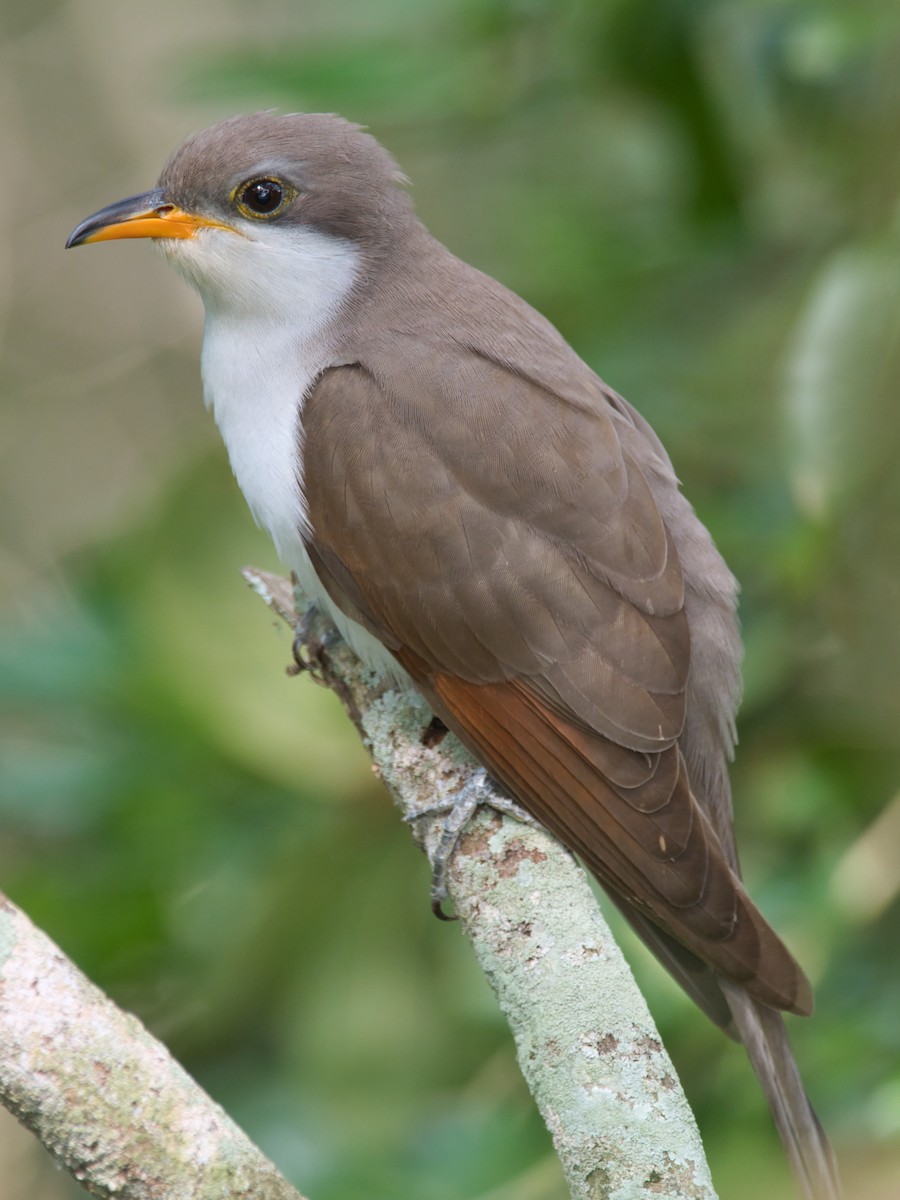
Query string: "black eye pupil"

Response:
xmin=243 ymin=179 xmax=284 ymax=214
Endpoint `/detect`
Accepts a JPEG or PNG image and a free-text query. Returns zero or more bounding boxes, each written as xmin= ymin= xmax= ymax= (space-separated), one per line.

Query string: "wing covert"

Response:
xmin=303 ymin=355 xmax=689 ymax=751
xmin=299 ymin=354 xmax=808 ymax=1014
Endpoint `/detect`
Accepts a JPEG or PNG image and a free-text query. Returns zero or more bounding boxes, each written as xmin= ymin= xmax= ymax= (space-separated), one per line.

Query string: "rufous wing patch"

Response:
xmin=419 ymin=667 xmax=813 ymax=1017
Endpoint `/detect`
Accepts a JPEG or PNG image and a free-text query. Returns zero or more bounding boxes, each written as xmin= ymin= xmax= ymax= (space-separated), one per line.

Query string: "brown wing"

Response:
xmin=302 ymin=354 xmax=811 ymax=1016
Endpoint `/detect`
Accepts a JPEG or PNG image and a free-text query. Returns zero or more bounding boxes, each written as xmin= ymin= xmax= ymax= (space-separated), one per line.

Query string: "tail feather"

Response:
xmin=611 ymin=896 xmax=841 ymax=1198
xmin=721 ymin=982 xmax=841 ymax=1200
xmin=409 ymin=665 xmax=841 ymax=1196
xmin=607 ymin=891 xmax=738 ymax=1033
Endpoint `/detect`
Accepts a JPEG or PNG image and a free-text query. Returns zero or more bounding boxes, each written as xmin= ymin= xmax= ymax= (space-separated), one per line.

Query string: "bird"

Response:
xmin=67 ymin=111 xmax=840 ymax=1199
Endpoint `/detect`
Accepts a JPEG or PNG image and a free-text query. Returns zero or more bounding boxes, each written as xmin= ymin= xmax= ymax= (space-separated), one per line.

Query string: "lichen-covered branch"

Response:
xmin=244 ymin=568 xmax=718 ymax=1200
xmin=0 ymin=894 xmax=306 ymax=1200
xmin=0 ymin=566 xmax=717 ymax=1200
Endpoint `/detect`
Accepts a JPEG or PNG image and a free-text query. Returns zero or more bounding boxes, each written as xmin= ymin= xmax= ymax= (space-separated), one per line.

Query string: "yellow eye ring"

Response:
xmin=234 ymin=177 xmax=296 ymax=219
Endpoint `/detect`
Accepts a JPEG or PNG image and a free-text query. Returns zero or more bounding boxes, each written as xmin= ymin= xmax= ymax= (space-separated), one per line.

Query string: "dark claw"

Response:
xmin=288 ymin=634 xmax=311 ymax=676
xmin=412 ymin=771 xmax=542 ymax=919
xmin=431 ymin=896 xmax=458 ymax=921
xmin=287 ymin=605 xmax=342 ymax=677
xmin=286 ymin=603 xmax=318 ymax=675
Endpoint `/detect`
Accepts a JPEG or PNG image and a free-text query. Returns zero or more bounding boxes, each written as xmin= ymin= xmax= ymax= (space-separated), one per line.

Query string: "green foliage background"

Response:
xmin=1 ymin=1 xmax=899 ymax=1197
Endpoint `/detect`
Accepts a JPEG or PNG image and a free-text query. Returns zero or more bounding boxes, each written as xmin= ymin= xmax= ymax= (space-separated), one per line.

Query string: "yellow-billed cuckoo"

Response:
xmin=67 ymin=112 xmax=840 ymax=1198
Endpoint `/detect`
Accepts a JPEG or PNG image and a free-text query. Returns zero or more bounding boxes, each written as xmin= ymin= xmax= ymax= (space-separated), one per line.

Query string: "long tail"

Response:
xmin=417 ymin=666 xmax=841 ymax=1195
xmin=721 ymin=982 xmax=841 ymax=1200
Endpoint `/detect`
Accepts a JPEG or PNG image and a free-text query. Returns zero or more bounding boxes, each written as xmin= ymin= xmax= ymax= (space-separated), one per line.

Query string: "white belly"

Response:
xmin=201 ymin=313 xmax=403 ymax=679
xmin=165 ymin=220 xmax=405 ymax=678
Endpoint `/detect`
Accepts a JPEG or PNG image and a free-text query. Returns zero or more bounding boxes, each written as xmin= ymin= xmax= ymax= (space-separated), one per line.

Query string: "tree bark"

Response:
xmin=244 ymin=568 xmax=718 ymax=1200
xmin=0 ymin=892 xmax=305 ymax=1199
xmin=0 ymin=568 xmax=719 ymax=1199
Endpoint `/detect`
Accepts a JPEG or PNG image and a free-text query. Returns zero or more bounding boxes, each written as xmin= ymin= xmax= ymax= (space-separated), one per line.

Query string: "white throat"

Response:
xmin=161 ymin=222 xmax=401 ymax=674
xmin=162 ymin=222 xmax=358 ymax=565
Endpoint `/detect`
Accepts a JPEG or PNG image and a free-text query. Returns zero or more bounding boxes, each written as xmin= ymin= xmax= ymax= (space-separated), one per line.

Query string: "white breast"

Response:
xmin=165 ymin=222 xmax=402 ymax=677
xmin=201 ymin=314 xmax=315 ymax=563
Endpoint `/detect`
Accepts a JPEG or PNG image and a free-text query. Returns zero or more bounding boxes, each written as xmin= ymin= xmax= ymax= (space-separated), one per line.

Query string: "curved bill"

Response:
xmin=66 ymin=188 xmax=230 ymax=248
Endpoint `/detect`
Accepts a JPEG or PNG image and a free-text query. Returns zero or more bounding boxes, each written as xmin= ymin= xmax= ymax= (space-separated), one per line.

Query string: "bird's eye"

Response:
xmin=235 ymin=178 xmax=293 ymax=219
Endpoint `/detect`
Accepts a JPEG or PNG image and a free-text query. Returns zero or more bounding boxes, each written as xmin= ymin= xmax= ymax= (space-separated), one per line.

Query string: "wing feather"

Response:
xmin=301 ymin=356 xmax=811 ymax=1016
xmin=425 ymin=670 xmax=811 ymax=1015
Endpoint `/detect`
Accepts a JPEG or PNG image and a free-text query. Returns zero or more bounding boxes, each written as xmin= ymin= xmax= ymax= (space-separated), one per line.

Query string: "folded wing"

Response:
xmin=301 ymin=354 xmax=811 ymax=1016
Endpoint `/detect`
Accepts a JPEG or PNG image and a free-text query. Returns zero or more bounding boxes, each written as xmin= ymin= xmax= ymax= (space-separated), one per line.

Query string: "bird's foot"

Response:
xmin=404 ymin=769 xmax=539 ymax=919
xmin=287 ymin=604 xmax=342 ymax=677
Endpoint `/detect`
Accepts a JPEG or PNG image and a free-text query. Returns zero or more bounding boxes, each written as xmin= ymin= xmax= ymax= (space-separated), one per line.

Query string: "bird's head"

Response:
xmin=66 ymin=112 xmax=413 ymax=317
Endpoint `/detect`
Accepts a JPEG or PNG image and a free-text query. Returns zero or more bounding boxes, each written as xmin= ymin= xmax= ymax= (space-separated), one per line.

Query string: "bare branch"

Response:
xmin=244 ymin=568 xmax=718 ymax=1200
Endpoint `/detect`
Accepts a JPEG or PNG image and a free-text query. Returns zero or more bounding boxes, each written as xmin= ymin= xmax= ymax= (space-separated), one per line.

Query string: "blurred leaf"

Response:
xmin=185 ymin=40 xmax=461 ymax=122
xmin=783 ymin=239 xmax=900 ymax=520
